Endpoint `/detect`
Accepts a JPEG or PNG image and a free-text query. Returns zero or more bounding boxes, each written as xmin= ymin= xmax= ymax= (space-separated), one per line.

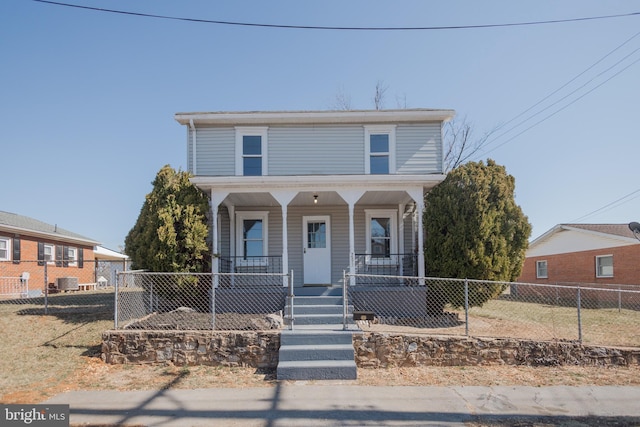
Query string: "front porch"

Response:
xmin=192 ymin=174 xmax=443 ymax=288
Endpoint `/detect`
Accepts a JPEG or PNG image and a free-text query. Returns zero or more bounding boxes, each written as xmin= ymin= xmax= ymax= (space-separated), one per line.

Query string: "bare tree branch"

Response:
xmin=443 ymin=117 xmax=497 ymax=172
xmin=331 ymin=86 xmax=352 ymax=110
xmin=373 ymin=80 xmax=388 ymax=110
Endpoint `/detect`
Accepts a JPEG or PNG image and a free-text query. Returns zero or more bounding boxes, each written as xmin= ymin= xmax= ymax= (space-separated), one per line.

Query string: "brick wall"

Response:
xmin=519 ymin=245 xmax=640 ymax=285
xmin=0 ymin=232 xmax=96 ymax=288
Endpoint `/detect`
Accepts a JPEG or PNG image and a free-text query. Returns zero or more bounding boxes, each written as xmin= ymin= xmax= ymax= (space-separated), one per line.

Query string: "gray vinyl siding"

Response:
xmin=396 ymin=124 xmax=443 ymax=174
xmin=268 ymin=126 xmax=364 ymax=175
xmin=194 ymin=127 xmax=235 ymax=176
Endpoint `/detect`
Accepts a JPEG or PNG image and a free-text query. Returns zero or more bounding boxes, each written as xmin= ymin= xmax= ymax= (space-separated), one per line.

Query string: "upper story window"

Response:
xmin=236 ymin=127 xmax=268 ymax=176
xmin=596 ymin=255 xmax=613 ymax=278
xmin=364 ymin=125 xmax=396 ymax=175
xmin=0 ymin=238 xmax=10 ymax=261
xmin=44 ymin=244 xmax=54 ymax=263
xmin=536 ymin=260 xmax=548 ymax=278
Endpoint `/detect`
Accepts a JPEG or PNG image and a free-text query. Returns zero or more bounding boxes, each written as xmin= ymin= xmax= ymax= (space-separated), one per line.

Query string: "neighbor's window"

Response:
xmin=236 ymin=211 xmax=269 ymax=262
xmin=536 ymin=260 xmax=548 ymax=278
xmin=44 ymin=244 xmax=54 ymax=263
xmin=66 ymin=247 xmax=78 ymax=267
xmin=596 ymin=255 xmax=613 ymax=278
xmin=364 ymin=125 xmax=396 ymax=174
xmin=236 ymin=127 xmax=268 ymax=176
xmin=0 ymin=238 xmax=9 ymax=261
xmin=365 ymin=209 xmax=397 ymax=260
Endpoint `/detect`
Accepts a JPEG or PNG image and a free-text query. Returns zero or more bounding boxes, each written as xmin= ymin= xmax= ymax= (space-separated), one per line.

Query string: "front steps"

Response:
xmin=277 ymin=287 xmax=358 ymax=381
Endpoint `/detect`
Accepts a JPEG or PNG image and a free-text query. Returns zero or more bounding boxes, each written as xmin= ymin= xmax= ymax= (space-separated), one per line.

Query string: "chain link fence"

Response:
xmin=346 ymin=273 xmax=640 ymax=348
xmin=115 ymin=271 xmax=289 ymax=331
xmin=0 ymin=260 xmax=126 ymax=315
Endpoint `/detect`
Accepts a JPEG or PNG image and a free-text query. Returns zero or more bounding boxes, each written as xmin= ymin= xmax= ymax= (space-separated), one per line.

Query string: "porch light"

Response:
xmin=313 ymin=194 xmax=318 ymax=204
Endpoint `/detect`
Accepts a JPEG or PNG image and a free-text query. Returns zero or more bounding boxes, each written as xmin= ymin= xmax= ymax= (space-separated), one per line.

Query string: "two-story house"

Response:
xmin=174 ymin=109 xmax=455 ymax=289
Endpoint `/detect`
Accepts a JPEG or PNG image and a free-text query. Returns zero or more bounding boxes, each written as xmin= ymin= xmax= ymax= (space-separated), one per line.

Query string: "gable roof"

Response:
xmin=528 ymin=223 xmax=639 ymax=257
xmin=0 ymin=211 xmax=100 ymax=246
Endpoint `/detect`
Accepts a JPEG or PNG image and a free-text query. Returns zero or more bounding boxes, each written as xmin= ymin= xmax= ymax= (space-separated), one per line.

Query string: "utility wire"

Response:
xmin=32 ymin=0 xmax=640 ymax=31
xmin=571 ymin=189 xmax=640 ymax=222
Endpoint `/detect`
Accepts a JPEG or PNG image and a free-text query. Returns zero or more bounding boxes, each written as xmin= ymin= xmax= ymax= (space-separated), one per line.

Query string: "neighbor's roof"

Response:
xmin=94 ymin=245 xmax=129 ymax=260
xmin=0 ymin=211 xmax=100 ymax=246
xmin=175 ymin=108 xmax=456 ymax=126
xmin=527 ymin=223 xmax=639 ymax=257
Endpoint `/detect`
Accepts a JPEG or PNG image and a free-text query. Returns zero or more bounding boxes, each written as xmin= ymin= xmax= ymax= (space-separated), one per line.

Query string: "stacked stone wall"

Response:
xmin=102 ymin=330 xmax=640 ymax=368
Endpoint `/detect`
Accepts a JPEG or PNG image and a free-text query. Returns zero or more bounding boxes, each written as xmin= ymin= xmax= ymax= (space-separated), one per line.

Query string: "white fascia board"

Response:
xmin=175 ymin=109 xmax=455 ymax=126
xmin=190 ymin=174 xmax=445 ymax=193
xmin=0 ymin=225 xmax=101 ymax=247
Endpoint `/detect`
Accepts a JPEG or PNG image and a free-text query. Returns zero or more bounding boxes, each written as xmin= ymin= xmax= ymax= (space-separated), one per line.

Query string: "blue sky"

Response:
xmin=2 ymin=0 xmax=639 ymax=251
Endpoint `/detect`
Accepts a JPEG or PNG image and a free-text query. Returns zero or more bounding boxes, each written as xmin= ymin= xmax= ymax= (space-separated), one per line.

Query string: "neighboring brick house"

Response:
xmin=0 ymin=211 xmax=102 ymax=296
xmin=518 ymin=224 xmax=640 ymax=286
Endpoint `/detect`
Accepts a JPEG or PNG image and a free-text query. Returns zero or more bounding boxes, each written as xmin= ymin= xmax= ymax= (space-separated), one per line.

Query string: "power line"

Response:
xmin=32 ymin=0 xmax=640 ymax=31
xmin=571 ymin=189 xmax=640 ymax=223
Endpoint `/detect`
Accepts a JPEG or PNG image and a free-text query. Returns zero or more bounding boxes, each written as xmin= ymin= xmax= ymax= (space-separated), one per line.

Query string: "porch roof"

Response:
xmin=191 ymin=174 xmax=445 ymax=207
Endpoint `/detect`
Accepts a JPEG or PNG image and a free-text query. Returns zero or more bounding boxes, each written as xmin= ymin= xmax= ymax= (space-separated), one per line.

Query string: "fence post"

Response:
xmin=211 ymin=273 xmax=216 ymax=330
xmin=288 ymin=270 xmax=295 ymax=331
xmin=342 ymin=270 xmax=347 ymax=331
xmin=577 ymin=286 xmax=582 ymax=343
xmin=43 ymin=262 xmax=48 ymax=315
xmin=618 ymin=286 xmax=622 ymax=313
xmin=114 ymin=272 xmax=120 ymax=329
xmin=464 ymin=278 xmax=469 ymax=337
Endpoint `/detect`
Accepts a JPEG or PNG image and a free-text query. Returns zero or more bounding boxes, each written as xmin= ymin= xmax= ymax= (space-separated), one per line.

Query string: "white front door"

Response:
xmin=303 ymin=215 xmax=331 ymax=285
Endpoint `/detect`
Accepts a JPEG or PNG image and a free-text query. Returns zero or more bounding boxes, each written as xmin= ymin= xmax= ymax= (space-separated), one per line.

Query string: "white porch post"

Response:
xmin=271 ymin=191 xmax=297 ymax=287
xmin=398 ymin=203 xmax=405 ymax=276
xmin=337 ymin=190 xmax=365 ymax=287
xmin=210 ymin=191 xmax=229 ymax=286
xmin=407 ymin=188 xmax=425 ymax=285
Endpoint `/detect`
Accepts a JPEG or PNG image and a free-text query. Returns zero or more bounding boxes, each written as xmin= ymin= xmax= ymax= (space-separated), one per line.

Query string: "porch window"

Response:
xmin=364 ymin=125 xmax=396 ymax=174
xmin=596 ymin=255 xmax=613 ymax=278
xmin=0 ymin=238 xmax=9 ymax=261
xmin=365 ymin=209 xmax=397 ymax=262
xmin=536 ymin=260 xmax=548 ymax=278
xmin=235 ymin=211 xmax=269 ymax=263
xmin=235 ymin=127 xmax=268 ymax=176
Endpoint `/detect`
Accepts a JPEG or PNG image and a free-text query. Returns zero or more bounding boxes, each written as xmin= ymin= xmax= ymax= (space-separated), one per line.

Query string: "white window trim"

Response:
xmin=595 ymin=254 xmax=614 ymax=278
xmin=365 ymin=209 xmax=398 ymax=265
xmin=67 ymin=247 xmax=78 ymax=267
xmin=235 ymin=127 xmax=268 ymax=176
xmin=235 ymin=211 xmax=269 ymax=265
xmin=44 ymin=244 xmax=55 ymax=264
xmin=364 ymin=125 xmax=396 ymax=174
xmin=536 ymin=260 xmax=548 ymax=279
xmin=0 ymin=238 xmax=10 ymax=261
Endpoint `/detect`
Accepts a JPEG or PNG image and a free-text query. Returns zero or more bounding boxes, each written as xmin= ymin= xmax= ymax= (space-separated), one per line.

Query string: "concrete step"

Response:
xmin=277 ymin=360 xmax=357 ymax=381
xmin=281 ymin=330 xmax=354 ymax=346
xmin=278 ymin=344 xmax=355 ymax=361
xmin=294 ymin=286 xmax=343 ymax=296
xmin=286 ymin=304 xmax=350 ymax=315
xmin=293 ymin=296 xmax=343 ymax=306
xmin=293 ymin=313 xmax=345 ymax=325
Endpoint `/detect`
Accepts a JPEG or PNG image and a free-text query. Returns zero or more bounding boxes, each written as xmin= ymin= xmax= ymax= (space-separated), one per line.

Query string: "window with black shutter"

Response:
xmin=38 ymin=242 xmax=45 ymax=266
xmin=78 ymin=248 xmax=83 ymax=268
xmin=56 ymin=245 xmax=63 ymax=267
xmin=12 ymin=237 xmax=20 ymax=264
xmin=63 ymin=246 xmax=70 ymax=267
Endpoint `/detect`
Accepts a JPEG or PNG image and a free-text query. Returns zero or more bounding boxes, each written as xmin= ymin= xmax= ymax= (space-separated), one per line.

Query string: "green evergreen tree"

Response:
xmin=424 ymin=159 xmax=531 ymax=312
xmin=125 ymin=165 xmax=210 ymax=272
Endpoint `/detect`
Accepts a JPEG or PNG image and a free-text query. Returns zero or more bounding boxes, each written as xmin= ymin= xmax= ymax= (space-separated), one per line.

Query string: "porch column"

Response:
xmin=210 ymin=191 xmax=229 ymax=283
xmin=271 ymin=191 xmax=297 ymax=287
xmin=398 ymin=203 xmax=405 ymax=276
xmin=337 ymin=189 xmax=365 ymax=286
xmin=407 ymin=188 xmax=425 ymax=285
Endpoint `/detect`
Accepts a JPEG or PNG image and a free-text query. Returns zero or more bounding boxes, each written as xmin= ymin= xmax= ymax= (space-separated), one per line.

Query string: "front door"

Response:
xmin=303 ymin=215 xmax=331 ymax=285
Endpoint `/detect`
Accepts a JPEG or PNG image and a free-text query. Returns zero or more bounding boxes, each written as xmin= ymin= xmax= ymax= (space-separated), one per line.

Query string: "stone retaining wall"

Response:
xmin=354 ymin=333 xmax=640 ymax=367
xmin=101 ymin=330 xmax=640 ymax=368
xmin=102 ymin=330 xmax=280 ymax=367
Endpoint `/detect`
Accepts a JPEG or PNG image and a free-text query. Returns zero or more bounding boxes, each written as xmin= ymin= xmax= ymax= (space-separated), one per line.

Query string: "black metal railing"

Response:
xmin=218 ymin=256 xmax=283 ymax=274
xmin=354 ymin=253 xmax=418 ymax=276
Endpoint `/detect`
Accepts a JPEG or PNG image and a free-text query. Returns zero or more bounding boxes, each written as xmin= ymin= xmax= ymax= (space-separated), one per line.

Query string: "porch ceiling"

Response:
xmin=221 ymin=190 xmax=417 ymax=207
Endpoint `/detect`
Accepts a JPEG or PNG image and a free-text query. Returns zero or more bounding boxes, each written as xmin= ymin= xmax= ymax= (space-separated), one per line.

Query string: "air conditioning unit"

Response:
xmin=56 ymin=277 xmax=79 ymax=291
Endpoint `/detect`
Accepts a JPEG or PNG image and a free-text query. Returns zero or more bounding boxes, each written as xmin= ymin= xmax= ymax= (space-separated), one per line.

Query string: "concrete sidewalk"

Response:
xmin=44 ymin=384 xmax=640 ymax=426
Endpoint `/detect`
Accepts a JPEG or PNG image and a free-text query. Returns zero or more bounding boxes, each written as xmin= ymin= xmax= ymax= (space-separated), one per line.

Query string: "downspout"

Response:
xmin=189 ymin=119 xmax=197 ymax=175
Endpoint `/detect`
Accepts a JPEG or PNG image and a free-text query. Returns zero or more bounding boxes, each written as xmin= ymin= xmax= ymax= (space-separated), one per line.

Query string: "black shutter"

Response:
xmin=78 ymin=248 xmax=84 ymax=268
xmin=12 ymin=237 xmax=20 ymax=264
xmin=62 ymin=246 xmax=69 ymax=267
xmin=55 ymin=245 xmax=63 ymax=267
xmin=38 ymin=242 xmax=45 ymax=266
